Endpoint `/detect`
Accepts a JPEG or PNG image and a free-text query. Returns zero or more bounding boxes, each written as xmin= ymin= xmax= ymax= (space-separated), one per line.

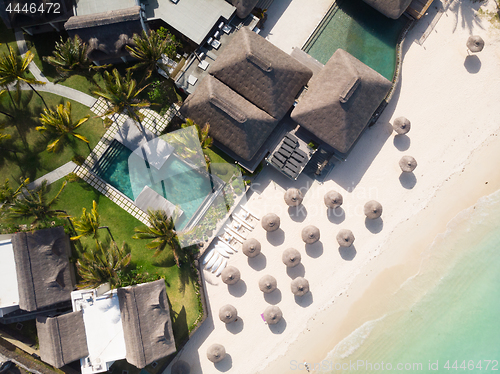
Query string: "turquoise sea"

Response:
xmin=321 ymin=189 xmax=500 ymax=373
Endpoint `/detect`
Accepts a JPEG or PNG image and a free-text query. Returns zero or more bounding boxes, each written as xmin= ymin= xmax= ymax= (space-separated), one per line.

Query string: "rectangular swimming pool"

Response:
xmin=92 ymin=140 xmax=215 ymax=230
xmin=303 ymin=0 xmax=409 ymax=81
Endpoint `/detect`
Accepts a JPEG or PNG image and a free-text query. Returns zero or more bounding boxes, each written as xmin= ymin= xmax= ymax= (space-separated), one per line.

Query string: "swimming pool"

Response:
xmin=303 ymin=0 xmax=410 ymax=81
xmin=93 ymin=140 xmax=215 ymax=229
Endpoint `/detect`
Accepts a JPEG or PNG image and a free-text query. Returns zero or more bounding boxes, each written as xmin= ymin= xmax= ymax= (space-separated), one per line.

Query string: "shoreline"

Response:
xmin=258 ymin=127 xmax=500 ymax=373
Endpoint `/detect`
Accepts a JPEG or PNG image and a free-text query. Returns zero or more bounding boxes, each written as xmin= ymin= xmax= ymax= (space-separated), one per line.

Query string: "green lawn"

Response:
xmin=0 ymin=91 xmax=106 ymax=185
xmin=48 ymin=179 xmax=202 ymax=348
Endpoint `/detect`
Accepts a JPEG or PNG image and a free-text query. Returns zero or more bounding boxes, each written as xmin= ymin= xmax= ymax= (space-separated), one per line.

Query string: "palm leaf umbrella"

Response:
xmin=284 ymin=188 xmax=303 ymax=207
xmin=259 ymin=275 xmax=277 ymax=293
xmin=291 ymin=277 xmax=309 ymax=296
xmin=324 ymin=190 xmax=343 ymax=209
xmin=399 ymin=155 xmax=417 ymax=172
xmin=261 ymin=213 xmax=280 ymax=232
xmin=219 ymin=304 xmax=238 ymax=324
xmin=467 ymin=35 xmax=485 ymax=52
xmin=336 ymin=229 xmax=355 ymax=247
xmin=364 ymin=200 xmax=383 ymax=219
xmin=302 ymin=225 xmax=320 ymax=244
xmin=171 ymin=360 xmax=190 ymax=374
xmin=263 ymin=306 xmax=282 ymax=325
xmin=207 ymin=344 xmax=226 ymax=363
xmin=282 ymin=248 xmax=301 ymax=267
xmin=221 ymin=266 xmax=240 ymax=285
xmin=392 ymin=117 xmax=411 ymax=135
xmin=242 ymin=238 xmax=261 ymax=258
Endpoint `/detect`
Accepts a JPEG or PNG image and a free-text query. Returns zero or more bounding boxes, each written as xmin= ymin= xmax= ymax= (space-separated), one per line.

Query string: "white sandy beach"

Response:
xmin=165 ymin=1 xmax=500 ymax=373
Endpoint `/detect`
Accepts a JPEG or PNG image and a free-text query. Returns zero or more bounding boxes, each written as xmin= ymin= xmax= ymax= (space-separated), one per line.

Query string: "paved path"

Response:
xmin=27 ymin=161 xmax=77 ymax=190
xmin=13 ymin=30 xmax=97 ymax=108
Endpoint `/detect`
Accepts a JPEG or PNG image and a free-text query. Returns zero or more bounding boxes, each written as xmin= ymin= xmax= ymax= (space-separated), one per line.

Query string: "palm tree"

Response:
xmin=76 ymin=240 xmax=131 ymax=289
xmin=0 ymin=178 xmax=29 ymax=207
xmin=0 ymin=45 xmax=48 ymax=109
xmin=127 ymin=29 xmax=181 ymax=81
xmin=43 ymin=36 xmax=105 ymax=85
xmin=71 ymin=200 xmax=114 ymax=242
xmin=179 ymin=118 xmax=213 ymax=168
xmin=6 ymin=179 xmax=68 ymax=227
xmin=93 ymin=68 xmax=150 ymax=126
xmin=132 ymin=209 xmax=184 ymax=266
xmin=36 ymin=101 xmax=90 ymax=152
xmin=0 ymin=89 xmax=14 ymax=118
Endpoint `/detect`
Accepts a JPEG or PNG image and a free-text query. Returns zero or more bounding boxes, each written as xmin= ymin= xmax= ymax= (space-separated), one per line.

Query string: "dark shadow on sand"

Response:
xmin=365 ymin=217 xmax=384 ymax=234
xmin=226 ymin=318 xmax=244 ymax=334
xmin=295 ymin=291 xmax=313 ymax=308
xmin=399 ymin=172 xmax=417 ymax=189
xmin=248 ymin=253 xmax=267 ymax=271
xmin=286 ymin=263 xmax=305 ymax=279
xmin=464 ymin=54 xmax=481 ymax=74
xmin=305 ymin=241 xmax=323 ymax=258
xmin=228 ymin=279 xmax=247 ymax=297
xmin=269 ymin=317 xmax=287 ymax=334
xmin=393 ymin=134 xmax=411 ymax=151
xmin=267 ymin=228 xmax=285 ymax=246
xmin=214 ymin=353 xmax=233 ymax=372
xmin=264 ymin=288 xmax=282 ymax=305
xmin=339 ymin=245 xmax=357 ymax=261
xmin=288 ymin=205 xmax=307 ymax=222
xmin=327 ymin=207 xmax=345 ymax=224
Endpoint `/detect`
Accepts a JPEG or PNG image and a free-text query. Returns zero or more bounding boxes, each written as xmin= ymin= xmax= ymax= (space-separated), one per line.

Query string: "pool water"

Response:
xmin=94 ymin=141 xmax=214 ymax=229
xmin=303 ymin=0 xmax=409 ymax=81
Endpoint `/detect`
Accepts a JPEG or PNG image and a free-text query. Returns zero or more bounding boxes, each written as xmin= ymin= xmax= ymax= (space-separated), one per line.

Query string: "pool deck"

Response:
xmin=259 ymin=0 xmax=335 ymax=54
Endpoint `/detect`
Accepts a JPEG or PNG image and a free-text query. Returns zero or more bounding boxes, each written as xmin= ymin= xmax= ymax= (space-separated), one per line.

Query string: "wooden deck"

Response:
xmin=406 ymin=0 xmax=435 ymax=19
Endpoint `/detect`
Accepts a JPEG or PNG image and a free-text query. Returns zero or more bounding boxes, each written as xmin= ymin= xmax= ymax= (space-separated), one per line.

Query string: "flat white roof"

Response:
xmin=145 ymin=0 xmax=235 ymax=44
xmin=74 ymin=0 xmax=137 ymax=16
xmin=72 ymin=289 xmax=126 ymax=374
xmin=0 ymin=239 xmax=20 ymax=316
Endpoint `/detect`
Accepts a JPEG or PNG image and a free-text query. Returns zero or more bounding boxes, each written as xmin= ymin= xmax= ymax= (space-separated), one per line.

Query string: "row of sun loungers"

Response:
xmin=270 ymin=134 xmax=309 ymax=179
xmin=202 ymin=205 xmax=259 ymax=276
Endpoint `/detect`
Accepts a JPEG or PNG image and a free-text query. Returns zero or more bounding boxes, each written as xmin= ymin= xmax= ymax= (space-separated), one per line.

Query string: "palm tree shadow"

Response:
xmin=449 ymin=0 xmax=486 ymax=34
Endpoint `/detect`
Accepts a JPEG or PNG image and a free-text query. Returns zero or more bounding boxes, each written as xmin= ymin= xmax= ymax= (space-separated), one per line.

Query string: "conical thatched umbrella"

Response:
xmin=259 ymin=275 xmax=277 ymax=293
xmin=392 ymin=117 xmax=411 ymax=135
xmin=284 ymin=188 xmax=303 ymax=207
xmin=324 ymin=190 xmax=343 ymax=209
xmin=291 ymin=277 xmax=309 ymax=296
xmin=467 ymin=35 xmax=484 ymax=52
xmin=207 ymin=344 xmax=226 ymax=363
xmin=336 ymin=229 xmax=355 ymax=247
xmin=242 ymin=238 xmax=261 ymax=258
xmin=221 ymin=266 xmax=240 ymax=285
xmin=261 ymin=213 xmax=280 ymax=232
xmin=364 ymin=200 xmax=383 ymax=219
xmin=301 ymin=225 xmax=320 ymax=244
xmin=263 ymin=306 xmax=282 ymax=325
xmin=399 ymin=155 xmax=417 ymax=173
xmin=282 ymin=248 xmax=301 ymax=267
xmin=172 ymin=360 xmax=190 ymax=374
xmin=219 ymin=304 xmax=238 ymax=324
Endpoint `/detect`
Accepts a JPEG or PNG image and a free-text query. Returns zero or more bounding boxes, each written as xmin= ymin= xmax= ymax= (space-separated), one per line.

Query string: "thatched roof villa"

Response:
xmin=362 ymin=0 xmax=413 ymax=19
xmin=291 ymin=49 xmax=392 ymax=156
xmin=181 ymin=27 xmax=313 ymax=171
xmin=36 ymin=280 xmax=176 ymax=371
xmin=64 ymin=6 xmax=143 ymax=64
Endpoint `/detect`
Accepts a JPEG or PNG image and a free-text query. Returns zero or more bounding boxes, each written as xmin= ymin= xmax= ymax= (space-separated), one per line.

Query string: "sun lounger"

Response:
xmin=226 ymin=226 xmax=246 ymax=240
xmin=202 ymin=248 xmax=215 ymax=265
xmin=285 ymin=133 xmax=299 ymax=143
xmin=283 ymin=137 xmax=297 ymax=148
xmin=206 ymin=252 xmax=220 ymax=270
xmin=219 ymin=239 xmax=238 ymax=253
xmin=241 ymin=205 xmax=259 ymax=220
xmin=278 ymin=148 xmax=292 ymax=158
xmin=283 ymin=166 xmax=299 ymax=179
xmin=274 ymin=152 xmax=287 ymax=163
xmin=285 ymin=161 xmax=299 ymax=172
xmin=287 ymin=158 xmax=300 ymax=169
xmin=215 ymin=244 xmax=230 ymax=258
xmin=232 ymin=214 xmax=254 ymax=229
xmin=214 ymin=258 xmax=228 ymax=276
xmin=291 ymin=151 xmax=306 ymax=163
xmin=216 ymin=242 xmax=235 ymax=255
xmin=271 ymin=157 xmax=284 ymax=169
xmin=281 ymin=143 xmax=294 ymax=153
xmin=211 ymin=256 xmax=224 ymax=272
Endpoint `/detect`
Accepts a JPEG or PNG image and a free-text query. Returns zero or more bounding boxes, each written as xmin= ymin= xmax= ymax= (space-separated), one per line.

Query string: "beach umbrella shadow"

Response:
xmin=226 ymin=317 xmax=244 ymax=334
xmin=393 ymin=134 xmax=411 ymax=151
xmin=228 ymin=279 xmax=247 ymax=297
xmin=269 ymin=317 xmax=287 ymax=334
xmin=464 ymin=55 xmax=481 ymax=74
xmin=286 ymin=263 xmax=305 ymax=279
xmin=327 ymin=207 xmax=345 ymax=224
xmin=399 ymin=172 xmax=417 ymax=189
xmin=214 ymin=353 xmax=233 ymax=372
xmin=365 ymin=217 xmax=384 ymax=234
xmin=288 ymin=205 xmax=308 ymax=222
xmin=305 ymin=241 xmax=323 ymax=258
xmin=338 ymin=245 xmax=357 ymax=261
xmin=264 ymin=288 xmax=282 ymax=305
xmin=295 ymin=291 xmax=313 ymax=308
xmin=267 ymin=228 xmax=285 ymax=246
xmin=248 ymin=253 xmax=267 ymax=271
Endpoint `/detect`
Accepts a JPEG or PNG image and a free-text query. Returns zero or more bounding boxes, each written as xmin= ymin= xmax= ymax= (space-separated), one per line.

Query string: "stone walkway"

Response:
xmin=27 ymin=161 xmax=77 ymax=190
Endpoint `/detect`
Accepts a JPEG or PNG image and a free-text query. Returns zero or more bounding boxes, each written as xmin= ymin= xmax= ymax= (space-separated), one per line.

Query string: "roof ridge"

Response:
xmin=209 ymin=94 xmax=247 ymax=124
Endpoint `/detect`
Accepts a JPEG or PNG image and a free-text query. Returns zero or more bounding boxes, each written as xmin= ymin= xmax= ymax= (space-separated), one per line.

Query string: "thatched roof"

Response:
xmin=291 ymin=49 xmax=391 ymax=155
xmin=362 ymin=0 xmax=412 ymax=19
xmin=36 ymin=311 xmax=89 ymax=368
xmin=118 ymin=280 xmax=176 ymax=368
xmin=231 ymin=0 xmax=259 ymax=18
xmin=209 ymin=27 xmax=313 ymax=120
xmin=64 ymin=6 xmax=143 ymax=62
xmin=1 ymin=0 xmax=73 ymax=29
xmin=12 ymin=226 xmax=73 ymax=312
xmin=180 ymin=75 xmax=279 ymax=161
